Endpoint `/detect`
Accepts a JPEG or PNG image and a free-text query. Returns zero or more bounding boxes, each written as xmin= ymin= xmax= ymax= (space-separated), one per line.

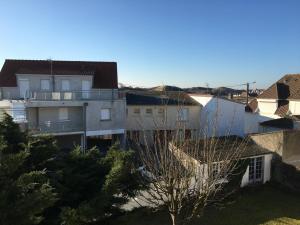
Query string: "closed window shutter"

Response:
xmin=59 ymin=108 xmax=68 ymax=120
xmin=100 ymin=109 xmax=111 ymax=120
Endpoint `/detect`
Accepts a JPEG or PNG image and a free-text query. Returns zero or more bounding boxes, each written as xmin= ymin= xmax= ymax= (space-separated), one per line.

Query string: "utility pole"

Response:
xmin=246 ymin=82 xmax=250 ymax=104
xmin=217 ymin=81 xmax=256 ymax=104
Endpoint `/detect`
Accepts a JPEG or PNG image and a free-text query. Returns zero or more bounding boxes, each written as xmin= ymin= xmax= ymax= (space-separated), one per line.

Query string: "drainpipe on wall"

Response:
xmin=49 ymin=59 xmax=55 ymax=92
xmin=83 ymin=102 xmax=88 ymax=152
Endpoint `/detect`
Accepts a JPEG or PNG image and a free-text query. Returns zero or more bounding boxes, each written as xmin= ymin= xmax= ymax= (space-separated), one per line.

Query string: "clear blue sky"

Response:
xmin=1 ymin=0 xmax=300 ymax=89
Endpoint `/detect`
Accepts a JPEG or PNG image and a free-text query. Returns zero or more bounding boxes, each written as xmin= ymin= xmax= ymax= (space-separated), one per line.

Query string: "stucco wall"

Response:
xmin=289 ymin=100 xmax=300 ymax=115
xmin=250 ymin=131 xmax=284 ymax=156
xmin=257 ymin=99 xmax=278 ymax=115
xmin=244 ymin=112 xmax=280 ymax=134
xmin=126 ymin=105 xmax=201 ymax=131
xmin=86 ymin=100 xmax=126 ymax=134
xmin=189 ymin=95 xmax=245 ymax=137
xmin=250 ymin=130 xmax=300 ymax=167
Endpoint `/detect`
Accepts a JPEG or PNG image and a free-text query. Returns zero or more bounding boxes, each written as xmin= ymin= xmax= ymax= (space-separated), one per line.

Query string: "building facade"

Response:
xmin=0 ymin=59 xmax=126 ymax=150
xmin=245 ymin=74 xmax=300 ymax=134
xmin=126 ymin=92 xmax=202 ymax=144
xmin=189 ymin=94 xmax=246 ymax=137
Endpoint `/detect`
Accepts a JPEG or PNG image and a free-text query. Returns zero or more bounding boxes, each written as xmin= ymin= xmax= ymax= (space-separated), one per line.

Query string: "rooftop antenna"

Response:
xmin=205 ymin=83 xmax=209 ymax=94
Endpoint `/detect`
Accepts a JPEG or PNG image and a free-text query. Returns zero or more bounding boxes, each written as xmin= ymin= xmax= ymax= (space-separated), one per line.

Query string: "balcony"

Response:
xmin=28 ymin=120 xmax=83 ymax=135
xmin=28 ymin=90 xmax=125 ymax=101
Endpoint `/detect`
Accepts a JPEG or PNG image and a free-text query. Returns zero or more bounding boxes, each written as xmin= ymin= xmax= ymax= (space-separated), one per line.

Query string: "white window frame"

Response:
xmin=100 ymin=108 xmax=111 ymax=121
xmin=249 ymin=156 xmax=264 ymax=184
xmin=59 ymin=108 xmax=69 ymax=121
xmin=41 ymin=79 xmax=50 ymax=91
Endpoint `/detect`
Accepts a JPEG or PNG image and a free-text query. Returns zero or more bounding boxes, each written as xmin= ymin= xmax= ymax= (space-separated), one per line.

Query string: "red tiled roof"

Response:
xmin=245 ymin=99 xmax=258 ymax=112
xmin=274 ymin=100 xmax=289 ymax=117
xmin=0 ymin=59 xmax=118 ymax=89
xmin=259 ymin=74 xmax=300 ymax=100
xmin=245 ymin=74 xmax=300 ymax=114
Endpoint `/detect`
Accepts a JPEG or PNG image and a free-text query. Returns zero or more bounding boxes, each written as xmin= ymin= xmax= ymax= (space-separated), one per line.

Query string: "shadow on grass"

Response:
xmin=110 ymin=184 xmax=300 ymax=225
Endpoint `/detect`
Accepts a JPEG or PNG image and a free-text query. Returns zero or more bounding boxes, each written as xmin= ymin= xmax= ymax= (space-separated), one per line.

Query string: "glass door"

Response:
xmin=249 ymin=156 xmax=264 ymax=184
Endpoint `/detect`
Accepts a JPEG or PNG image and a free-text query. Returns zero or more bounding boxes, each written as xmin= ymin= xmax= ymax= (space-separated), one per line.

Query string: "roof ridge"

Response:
xmin=4 ymin=59 xmax=117 ymax=64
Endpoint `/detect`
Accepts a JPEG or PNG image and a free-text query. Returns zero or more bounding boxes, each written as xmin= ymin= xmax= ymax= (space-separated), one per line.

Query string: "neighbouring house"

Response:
xmin=250 ymin=130 xmax=300 ymax=169
xmin=245 ymin=74 xmax=300 ymax=134
xmin=169 ymin=136 xmax=273 ymax=188
xmin=189 ymin=94 xmax=246 ymax=137
xmin=0 ymin=59 xmax=126 ymax=150
xmin=125 ymin=91 xmax=202 ymax=144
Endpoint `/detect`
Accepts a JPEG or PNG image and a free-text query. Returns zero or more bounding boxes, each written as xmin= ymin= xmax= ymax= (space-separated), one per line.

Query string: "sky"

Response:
xmin=1 ymin=0 xmax=300 ymax=89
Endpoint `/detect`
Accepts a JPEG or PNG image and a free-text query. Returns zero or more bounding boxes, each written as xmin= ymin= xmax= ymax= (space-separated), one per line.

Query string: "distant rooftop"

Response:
xmin=126 ymin=91 xmax=200 ymax=106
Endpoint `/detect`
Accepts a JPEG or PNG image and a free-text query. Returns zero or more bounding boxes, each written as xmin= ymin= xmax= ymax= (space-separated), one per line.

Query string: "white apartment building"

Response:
xmin=0 ymin=59 xmax=126 ymax=150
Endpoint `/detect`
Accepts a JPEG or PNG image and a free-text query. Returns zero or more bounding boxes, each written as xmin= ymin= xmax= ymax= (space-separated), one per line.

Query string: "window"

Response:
xmin=61 ymin=80 xmax=70 ymax=91
xmin=19 ymin=79 xmax=29 ymax=98
xmin=41 ymin=79 xmax=50 ymax=91
xmin=249 ymin=156 xmax=264 ymax=183
xmin=178 ymin=108 xmax=189 ymax=121
xmin=82 ymin=80 xmax=91 ymax=99
xmin=100 ymin=108 xmax=111 ymax=121
xmin=133 ymin=108 xmax=141 ymax=114
xmin=59 ymin=108 xmax=69 ymax=121
xmin=146 ymin=108 xmax=153 ymax=115
xmin=158 ymin=108 xmax=165 ymax=115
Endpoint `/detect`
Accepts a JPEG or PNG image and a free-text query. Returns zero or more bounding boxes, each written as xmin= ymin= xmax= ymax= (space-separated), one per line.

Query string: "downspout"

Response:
xmin=49 ymin=59 xmax=55 ymax=92
xmin=83 ymin=102 xmax=88 ymax=152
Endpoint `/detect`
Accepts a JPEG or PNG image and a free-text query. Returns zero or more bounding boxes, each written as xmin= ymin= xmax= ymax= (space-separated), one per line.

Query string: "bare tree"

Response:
xmin=128 ymin=94 xmax=249 ymax=225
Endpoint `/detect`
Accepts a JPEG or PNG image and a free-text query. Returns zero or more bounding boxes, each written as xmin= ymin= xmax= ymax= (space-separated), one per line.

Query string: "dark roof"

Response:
xmin=274 ymin=100 xmax=289 ymax=117
xmin=126 ymin=91 xmax=200 ymax=106
xmin=245 ymin=99 xmax=258 ymax=112
xmin=0 ymin=59 xmax=118 ymax=88
xmin=177 ymin=136 xmax=271 ymax=162
xmin=245 ymin=74 xmax=300 ymax=114
xmin=260 ymin=118 xmax=294 ymax=129
xmin=259 ymin=74 xmax=300 ymax=100
xmin=149 ymin=85 xmax=183 ymax=92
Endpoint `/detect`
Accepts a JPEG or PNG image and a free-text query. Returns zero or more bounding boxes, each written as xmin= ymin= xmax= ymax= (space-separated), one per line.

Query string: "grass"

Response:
xmin=112 ymin=184 xmax=300 ymax=225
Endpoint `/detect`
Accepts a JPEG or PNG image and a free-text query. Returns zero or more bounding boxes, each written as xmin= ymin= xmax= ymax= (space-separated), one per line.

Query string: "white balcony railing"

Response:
xmin=28 ymin=90 xmax=125 ymax=101
xmin=28 ymin=120 xmax=83 ymax=134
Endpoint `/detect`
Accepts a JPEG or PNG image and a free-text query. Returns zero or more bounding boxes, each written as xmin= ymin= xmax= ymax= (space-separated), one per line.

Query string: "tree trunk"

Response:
xmin=170 ymin=213 xmax=177 ymax=225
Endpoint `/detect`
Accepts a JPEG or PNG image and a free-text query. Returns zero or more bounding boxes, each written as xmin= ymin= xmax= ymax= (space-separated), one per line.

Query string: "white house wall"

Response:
xmin=190 ymin=95 xmax=245 ymax=137
xmin=257 ymin=99 xmax=278 ymax=116
xmin=244 ymin=112 xmax=280 ymax=134
xmin=289 ymin=100 xmax=300 ymax=115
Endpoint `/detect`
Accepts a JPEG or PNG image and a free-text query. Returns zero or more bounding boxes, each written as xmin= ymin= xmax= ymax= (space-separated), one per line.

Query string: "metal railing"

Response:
xmin=28 ymin=90 xmax=125 ymax=101
xmin=28 ymin=120 xmax=83 ymax=134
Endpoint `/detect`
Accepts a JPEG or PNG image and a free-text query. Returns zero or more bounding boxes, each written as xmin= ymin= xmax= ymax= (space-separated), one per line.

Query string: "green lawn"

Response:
xmin=113 ymin=185 xmax=300 ymax=225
